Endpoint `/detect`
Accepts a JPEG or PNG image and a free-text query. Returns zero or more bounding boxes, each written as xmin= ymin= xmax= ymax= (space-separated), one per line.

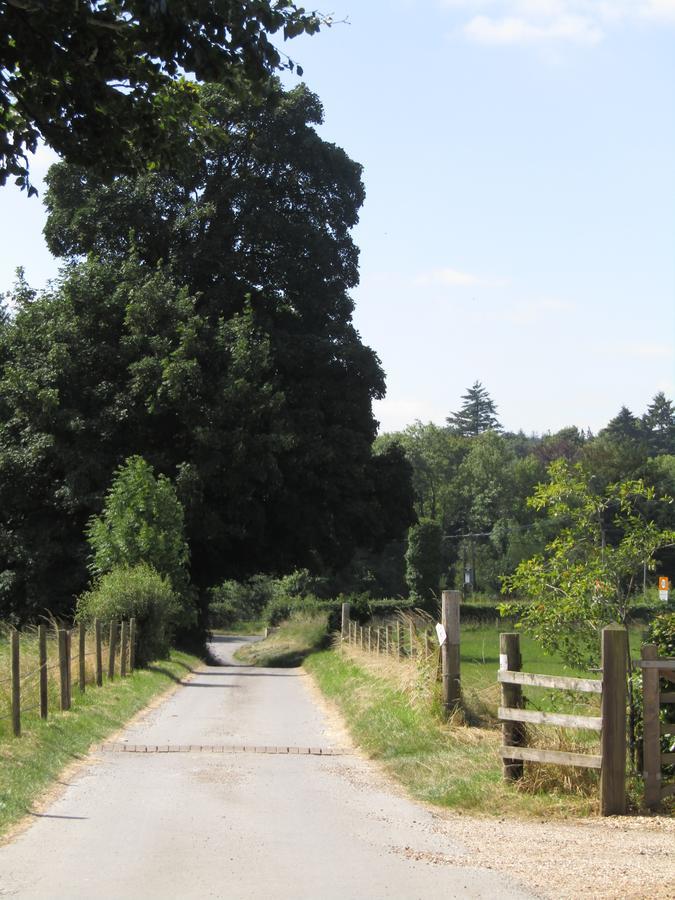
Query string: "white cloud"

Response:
xmin=464 ymin=13 xmax=602 ymax=45
xmin=600 ymin=341 xmax=674 ymax=360
xmin=442 ymin=0 xmax=675 ymax=48
xmin=415 ymin=266 xmax=507 ymax=288
xmin=640 ymin=0 xmax=675 ymax=23
xmin=502 ymin=296 xmax=575 ymax=324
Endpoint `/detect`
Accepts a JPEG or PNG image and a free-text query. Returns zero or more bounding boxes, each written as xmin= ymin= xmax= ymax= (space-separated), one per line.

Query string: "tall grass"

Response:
xmin=309 ymin=614 xmax=660 ymax=815
xmin=234 ymin=611 xmax=330 ymax=667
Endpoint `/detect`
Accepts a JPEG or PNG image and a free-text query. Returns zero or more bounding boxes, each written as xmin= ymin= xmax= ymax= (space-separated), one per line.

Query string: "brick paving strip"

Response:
xmin=93 ymin=742 xmax=351 ymax=755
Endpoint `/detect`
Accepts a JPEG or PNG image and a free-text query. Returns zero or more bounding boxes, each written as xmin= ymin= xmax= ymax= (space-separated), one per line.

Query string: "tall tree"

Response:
xmin=1 ymin=0 xmax=325 ymax=192
xmin=642 ymin=392 xmax=675 ymax=455
xmin=447 ymin=381 xmax=501 ymax=437
xmin=603 ymin=406 xmax=643 ymax=443
xmin=0 ymin=82 xmax=415 ymax=620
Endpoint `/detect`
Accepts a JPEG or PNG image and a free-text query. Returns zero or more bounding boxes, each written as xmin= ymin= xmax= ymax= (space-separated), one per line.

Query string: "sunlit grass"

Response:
xmin=234 ymin=612 xmax=329 ymax=667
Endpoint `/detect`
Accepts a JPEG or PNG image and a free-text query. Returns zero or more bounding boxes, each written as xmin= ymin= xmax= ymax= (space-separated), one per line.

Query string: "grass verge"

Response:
xmin=234 ymin=613 xmax=329 ymax=667
xmin=305 ymin=644 xmax=603 ymax=818
xmin=0 ymin=649 xmax=200 ymax=837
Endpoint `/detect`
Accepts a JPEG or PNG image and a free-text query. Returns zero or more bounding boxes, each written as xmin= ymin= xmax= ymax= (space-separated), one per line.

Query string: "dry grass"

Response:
xmin=307 ymin=616 xmax=609 ymax=816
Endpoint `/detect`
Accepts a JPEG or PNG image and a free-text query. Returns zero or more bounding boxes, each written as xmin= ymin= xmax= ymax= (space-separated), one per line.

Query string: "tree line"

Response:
xmin=373 ymin=382 xmax=675 ymax=602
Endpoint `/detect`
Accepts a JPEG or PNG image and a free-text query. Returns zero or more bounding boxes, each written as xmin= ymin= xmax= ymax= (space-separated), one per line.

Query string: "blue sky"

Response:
xmin=1 ymin=0 xmax=673 ymax=436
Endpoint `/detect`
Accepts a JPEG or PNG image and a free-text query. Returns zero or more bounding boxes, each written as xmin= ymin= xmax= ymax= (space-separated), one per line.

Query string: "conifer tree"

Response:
xmin=447 ymin=381 xmax=501 ymax=436
xmin=642 ymin=392 xmax=675 ymax=455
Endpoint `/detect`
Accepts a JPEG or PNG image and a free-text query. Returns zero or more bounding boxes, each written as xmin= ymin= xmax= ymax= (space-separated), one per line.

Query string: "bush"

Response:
xmin=76 ymin=564 xmax=180 ymax=665
xmin=87 ymin=455 xmax=196 ymax=633
xmin=405 ymin=519 xmax=442 ymax=612
xmin=264 ymin=594 xmax=326 ymax=627
xmin=647 ymin=610 xmax=675 ymax=656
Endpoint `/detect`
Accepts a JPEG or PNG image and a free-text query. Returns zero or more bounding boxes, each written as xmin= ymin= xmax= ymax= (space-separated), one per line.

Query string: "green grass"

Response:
xmin=0 ymin=648 xmax=201 ymax=837
xmin=234 ymin=612 xmax=329 ymax=667
xmin=305 ymin=645 xmax=602 ymax=818
xmin=211 ymin=620 xmax=265 ymax=636
xmin=305 ymin=619 xmax=653 ymax=818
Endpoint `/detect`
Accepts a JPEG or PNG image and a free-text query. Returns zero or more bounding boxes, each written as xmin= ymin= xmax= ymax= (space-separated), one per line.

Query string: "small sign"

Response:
xmin=435 ymin=623 xmax=447 ymax=646
xmin=659 ymin=576 xmax=670 ymax=602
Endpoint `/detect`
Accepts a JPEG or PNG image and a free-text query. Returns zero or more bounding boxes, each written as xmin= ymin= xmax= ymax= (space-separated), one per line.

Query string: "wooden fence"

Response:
xmin=341 ymin=590 xmax=462 ymax=719
xmin=498 ymin=625 xmax=626 ymax=816
xmin=340 ymin=600 xmax=674 ymax=815
xmin=1 ymin=618 xmax=136 ymax=738
xmin=639 ymin=644 xmax=675 ymax=809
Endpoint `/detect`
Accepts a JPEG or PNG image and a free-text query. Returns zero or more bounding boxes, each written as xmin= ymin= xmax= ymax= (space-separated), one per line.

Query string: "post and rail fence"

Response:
xmin=340 ymin=596 xmax=673 ymax=815
xmin=2 ymin=618 xmax=136 ymax=739
xmin=498 ymin=624 xmax=627 ymax=815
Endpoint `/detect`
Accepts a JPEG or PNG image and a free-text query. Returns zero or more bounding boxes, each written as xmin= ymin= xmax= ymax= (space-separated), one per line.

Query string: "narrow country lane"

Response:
xmin=0 ymin=636 xmax=530 ymax=899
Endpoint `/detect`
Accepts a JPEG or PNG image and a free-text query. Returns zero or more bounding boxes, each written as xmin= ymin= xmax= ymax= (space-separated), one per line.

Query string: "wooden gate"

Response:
xmin=498 ymin=625 xmax=627 ymax=816
xmin=640 ymin=644 xmax=675 ymax=809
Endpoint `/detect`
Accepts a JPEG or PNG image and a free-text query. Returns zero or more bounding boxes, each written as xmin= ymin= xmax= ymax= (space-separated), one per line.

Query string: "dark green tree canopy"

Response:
xmin=447 ymin=381 xmax=501 ymax=436
xmin=0 ymin=81 xmax=415 ymax=621
xmin=603 ymin=406 xmax=643 ymax=443
xmin=0 ymin=0 xmax=325 ymax=192
xmin=642 ymin=391 xmax=675 ymax=455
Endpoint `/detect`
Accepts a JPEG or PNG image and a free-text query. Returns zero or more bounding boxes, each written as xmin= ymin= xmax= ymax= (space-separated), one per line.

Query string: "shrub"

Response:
xmin=87 ymin=455 xmax=195 ymax=630
xmin=76 ymin=564 xmax=180 ymax=665
xmin=646 ymin=610 xmax=675 ymax=656
xmin=264 ymin=594 xmax=326 ymax=627
xmin=88 ymin=456 xmax=189 ymax=587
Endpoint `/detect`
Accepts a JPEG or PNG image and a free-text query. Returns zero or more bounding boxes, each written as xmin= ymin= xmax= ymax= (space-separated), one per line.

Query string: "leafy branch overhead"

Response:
xmin=0 ymin=0 xmax=330 ymax=192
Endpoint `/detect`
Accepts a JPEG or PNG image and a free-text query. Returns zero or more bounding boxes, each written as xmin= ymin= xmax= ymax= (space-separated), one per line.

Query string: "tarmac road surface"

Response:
xmin=0 ymin=636 xmax=532 ymax=899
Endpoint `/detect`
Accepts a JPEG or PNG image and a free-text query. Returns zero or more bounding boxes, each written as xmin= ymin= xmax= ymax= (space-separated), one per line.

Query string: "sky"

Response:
xmin=1 ymin=0 xmax=674 ymax=436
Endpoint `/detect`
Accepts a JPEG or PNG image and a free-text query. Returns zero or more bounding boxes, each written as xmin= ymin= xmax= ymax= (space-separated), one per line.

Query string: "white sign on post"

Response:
xmin=659 ymin=576 xmax=670 ymax=603
xmin=435 ymin=623 xmax=447 ymax=646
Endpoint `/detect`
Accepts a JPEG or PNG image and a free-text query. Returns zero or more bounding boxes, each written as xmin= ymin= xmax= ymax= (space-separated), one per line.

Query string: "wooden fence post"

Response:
xmin=442 ymin=590 xmax=461 ymax=715
xmin=600 ymin=624 xmax=627 ymax=816
xmin=108 ymin=622 xmax=117 ymax=681
xmin=409 ymin=621 xmax=415 ymax=658
xmin=78 ymin=622 xmax=86 ymax=693
xmin=385 ymin=625 xmax=390 ymax=655
xmin=58 ymin=629 xmax=69 ymax=711
xmin=129 ymin=618 xmax=136 ymax=672
xmin=500 ymin=632 xmax=524 ymax=780
xmin=367 ymin=626 xmax=372 ymax=652
xmin=396 ymin=621 xmax=402 ymax=658
xmin=38 ymin=623 xmax=48 ymax=720
xmin=95 ymin=619 xmax=103 ymax=687
xmin=10 ymin=629 xmax=20 ymax=737
xmin=642 ymin=643 xmax=661 ymax=810
xmin=120 ymin=621 xmax=129 ymax=677
xmin=66 ymin=629 xmax=72 ymax=708
xmin=341 ymin=603 xmax=350 ymax=642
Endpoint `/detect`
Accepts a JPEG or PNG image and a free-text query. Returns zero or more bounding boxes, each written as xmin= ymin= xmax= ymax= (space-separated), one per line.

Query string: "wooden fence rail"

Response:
xmin=2 ymin=618 xmax=136 ymax=739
